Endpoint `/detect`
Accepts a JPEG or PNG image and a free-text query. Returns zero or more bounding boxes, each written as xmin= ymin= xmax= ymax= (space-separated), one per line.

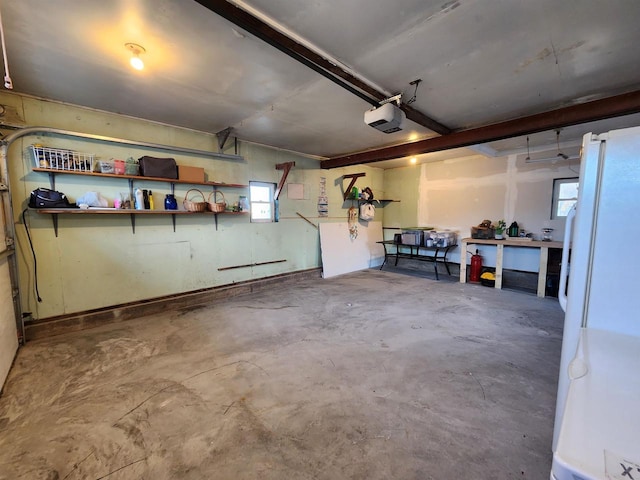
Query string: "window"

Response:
xmin=250 ymin=181 xmax=276 ymax=222
xmin=552 ymin=178 xmax=579 ymax=219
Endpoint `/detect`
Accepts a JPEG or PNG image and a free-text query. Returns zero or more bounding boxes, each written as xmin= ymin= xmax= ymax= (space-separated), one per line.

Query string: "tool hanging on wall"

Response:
xmin=348 ymin=206 xmax=358 ymax=240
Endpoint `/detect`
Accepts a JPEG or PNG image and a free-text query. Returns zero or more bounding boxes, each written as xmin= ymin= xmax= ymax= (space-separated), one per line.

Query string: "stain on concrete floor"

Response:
xmin=0 ymin=270 xmax=563 ymax=479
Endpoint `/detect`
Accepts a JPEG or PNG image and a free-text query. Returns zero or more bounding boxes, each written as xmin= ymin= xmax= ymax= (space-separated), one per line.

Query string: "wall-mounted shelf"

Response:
xmin=32 ymin=168 xmax=248 ymax=189
xmin=34 ymin=208 xmax=248 ymax=236
xmin=32 ymin=168 xmax=248 ymax=235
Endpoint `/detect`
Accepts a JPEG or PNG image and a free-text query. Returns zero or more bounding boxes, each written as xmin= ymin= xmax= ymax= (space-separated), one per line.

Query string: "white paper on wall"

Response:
xmin=287 ymin=183 xmax=304 ymax=200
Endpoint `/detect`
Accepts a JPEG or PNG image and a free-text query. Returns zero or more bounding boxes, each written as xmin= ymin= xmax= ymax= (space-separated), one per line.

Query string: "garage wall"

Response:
xmin=383 ymin=153 xmax=580 ymax=271
xmin=1 ymin=92 xmax=384 ymax=320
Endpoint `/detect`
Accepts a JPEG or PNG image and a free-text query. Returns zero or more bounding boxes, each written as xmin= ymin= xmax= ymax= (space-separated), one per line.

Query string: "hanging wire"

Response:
xmin=407 ymin=79 xmax=422 ymax=104
xmin=556 ymin=129 xmax=569 ymax=160
xmin=526 ymin=136 xmax=531 ymax=161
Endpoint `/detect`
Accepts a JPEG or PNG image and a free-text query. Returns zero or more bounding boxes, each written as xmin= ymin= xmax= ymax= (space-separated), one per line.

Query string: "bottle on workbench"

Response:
xmin=508 ymin=221 xmax=519 ymax=237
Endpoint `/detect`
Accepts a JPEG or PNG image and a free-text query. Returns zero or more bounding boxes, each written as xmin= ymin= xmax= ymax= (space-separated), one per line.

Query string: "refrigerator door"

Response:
xmin=552 ymin=126 xmax=640 ymax=478
xmin=552 ymin=131 xmax=603 ymax=450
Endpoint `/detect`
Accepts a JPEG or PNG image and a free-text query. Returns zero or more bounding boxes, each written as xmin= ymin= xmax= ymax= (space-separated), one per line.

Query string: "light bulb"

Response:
xmin=130 ymin=55 xmax=144 ymax=70
xmin=410 ymin=157 xmax=417 ymax=164
xmin=125 ymin=43 xmax=146 ymax=71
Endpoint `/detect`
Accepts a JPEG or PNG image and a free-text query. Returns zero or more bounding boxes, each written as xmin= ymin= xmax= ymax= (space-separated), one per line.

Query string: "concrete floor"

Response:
xmin=0 ymin=269 xmax=563 ymax=479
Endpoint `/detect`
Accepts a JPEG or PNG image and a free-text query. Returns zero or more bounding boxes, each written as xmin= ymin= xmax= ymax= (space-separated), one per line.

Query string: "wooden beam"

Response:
xmin=193 ymin=0 xmax=451 ymax=135
xmin=322 ymin=90 xmax=640 ymax=168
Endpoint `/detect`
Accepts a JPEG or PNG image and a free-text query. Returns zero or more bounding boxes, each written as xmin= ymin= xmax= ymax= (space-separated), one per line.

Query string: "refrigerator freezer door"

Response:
xmin=581 ymin=127 xmax=640 ymax=336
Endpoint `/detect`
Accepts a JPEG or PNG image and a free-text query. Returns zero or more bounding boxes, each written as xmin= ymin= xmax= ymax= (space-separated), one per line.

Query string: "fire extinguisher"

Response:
xmin=469 ymin=249 xmax=483 ymax=283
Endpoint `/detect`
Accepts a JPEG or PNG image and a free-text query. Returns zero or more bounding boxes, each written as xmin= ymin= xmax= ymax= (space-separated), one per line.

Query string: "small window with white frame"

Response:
xmin=552 ymin=177 xmax=579 ymax=219
xmin=250 ymin=181 xmax=276 ymax=222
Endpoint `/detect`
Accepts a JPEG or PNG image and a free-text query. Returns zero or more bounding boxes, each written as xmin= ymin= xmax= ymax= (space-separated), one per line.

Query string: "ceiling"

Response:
xmin=1 ymin=0 xmax=640 ymax=168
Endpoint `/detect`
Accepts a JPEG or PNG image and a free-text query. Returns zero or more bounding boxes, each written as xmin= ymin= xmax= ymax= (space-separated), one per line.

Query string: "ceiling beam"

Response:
xmin=322 ymin=90 xmax=640 ymax=169
xmin=194 ymin=0 xmax=452 ymax=135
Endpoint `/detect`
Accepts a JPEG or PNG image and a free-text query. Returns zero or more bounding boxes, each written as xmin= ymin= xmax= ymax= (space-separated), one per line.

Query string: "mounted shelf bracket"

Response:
xmin=341 ymin=173 xmax=366 ymax=201
xmin=51 ymin=214 xmax=59 ymax=237
xmin=216 ymin=127 xmax=233 ymax=152
xmin=274 ymin=162 xmax=295 ymax=200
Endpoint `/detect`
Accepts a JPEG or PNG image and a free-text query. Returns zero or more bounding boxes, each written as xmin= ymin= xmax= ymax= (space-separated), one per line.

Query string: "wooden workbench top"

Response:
xmin=461 ymin=237 xmax=563 ymax=249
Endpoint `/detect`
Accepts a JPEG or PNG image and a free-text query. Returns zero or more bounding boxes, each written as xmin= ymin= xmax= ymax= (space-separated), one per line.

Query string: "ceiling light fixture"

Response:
xmin=410 ymin=157 xmax=417 ymax=164
xmin=125 ymin=43 xmax=146 ymax=70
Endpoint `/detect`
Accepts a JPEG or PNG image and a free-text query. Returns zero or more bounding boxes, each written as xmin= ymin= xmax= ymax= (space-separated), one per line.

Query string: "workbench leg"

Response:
xmin=380 ymin=244 xmax=388 ymax=270
xmin=537 ymin=246 xmax=549 ymax=298
xmin=460 ymin=240 xmax=468 ymax=283
xmin=495 ymin=244 xmax=504 ymax=290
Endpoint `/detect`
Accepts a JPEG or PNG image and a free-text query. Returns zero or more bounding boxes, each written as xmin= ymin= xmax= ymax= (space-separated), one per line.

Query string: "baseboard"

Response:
xmin=24 ymin=268 xmax=322 ymax=341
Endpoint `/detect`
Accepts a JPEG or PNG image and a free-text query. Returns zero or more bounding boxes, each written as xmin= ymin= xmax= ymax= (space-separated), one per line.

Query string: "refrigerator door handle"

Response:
xmin=558 ymin=205 xmax=576 ymax=312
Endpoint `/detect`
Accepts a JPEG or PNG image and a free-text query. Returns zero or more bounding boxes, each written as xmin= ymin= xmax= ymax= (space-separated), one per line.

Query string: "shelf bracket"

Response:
xmin=214 ymin=213 xmax=219 ymax=231
xmin=216 ymin=127 xmax=233 ymax=152
xmin=128 ymin=178 xmax=134 ymax=206
xmin=51 ymin=214 xmax=59 ymax=237
xmin=172 ymin=213 xmax=176 ymax=232
xmin=274 ymin=162 xmax=295 ymax=200
xmin=48 ymin=172 xmax=56 ymax=191
xmin=341 ymin=173 xmax=366 ymax=201
xmin=130 ymin=213 xmax=136 ymax=234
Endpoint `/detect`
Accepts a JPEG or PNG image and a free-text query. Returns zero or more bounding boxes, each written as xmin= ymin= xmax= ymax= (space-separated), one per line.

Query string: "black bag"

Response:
xmin=138 ymin=156 xmax=178 ymax=179
xmin=29 ymin=188 xmax=76 ymax=208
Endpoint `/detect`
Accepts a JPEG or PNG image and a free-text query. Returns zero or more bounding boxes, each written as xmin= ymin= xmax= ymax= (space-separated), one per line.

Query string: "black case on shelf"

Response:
xmin=138 ymin=156 xmax=178 ymax=179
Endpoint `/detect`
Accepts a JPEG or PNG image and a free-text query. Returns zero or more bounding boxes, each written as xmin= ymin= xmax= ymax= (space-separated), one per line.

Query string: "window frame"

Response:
xmin=551 ymin=177 xmax=579 ymax=219
xmin=249 ymin=181 xmax=276 ymax=223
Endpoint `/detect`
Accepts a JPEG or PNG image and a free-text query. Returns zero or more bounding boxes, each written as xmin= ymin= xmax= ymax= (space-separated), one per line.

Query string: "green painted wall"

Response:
xmin=2 ymin=92 xmax=384 ymax=319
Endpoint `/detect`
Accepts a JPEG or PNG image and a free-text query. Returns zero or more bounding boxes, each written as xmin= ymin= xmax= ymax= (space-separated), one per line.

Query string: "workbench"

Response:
xmin=459 ymin=237 xmax=563 ymax=297
xmin=378 ymin=241 xmax=457 ymax=280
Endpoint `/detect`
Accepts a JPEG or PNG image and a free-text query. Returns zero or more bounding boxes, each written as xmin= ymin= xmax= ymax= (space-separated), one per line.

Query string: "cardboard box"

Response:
xmin=178 ymin=165 xmax=205 ymax=183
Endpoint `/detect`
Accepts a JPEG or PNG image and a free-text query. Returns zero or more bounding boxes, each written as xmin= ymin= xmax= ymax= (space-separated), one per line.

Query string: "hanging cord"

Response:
xmin=21 ymin=208 xmax=42 ymax=302
xmin=0 ymin=6 xmax=14 ymax=89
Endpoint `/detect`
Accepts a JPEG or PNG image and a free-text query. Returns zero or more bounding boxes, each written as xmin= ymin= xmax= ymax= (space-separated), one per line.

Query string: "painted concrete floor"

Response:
xmin=0 ymin=269 xmax=563 ymax=479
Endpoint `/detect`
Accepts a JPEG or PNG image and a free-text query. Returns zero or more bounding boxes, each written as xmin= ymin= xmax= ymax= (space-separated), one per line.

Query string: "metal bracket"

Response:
xmin=216 ymin=127 xmax=233 ymax=152
xmin=379 ymin=93 xmax=402 ymax=106
xmin=274 ymin=162 xmax=295 ymax=200
xmin=0 ymin=183 xmax=8 ymax=191
xmin=5 ymin=236 xmax=14 ymax=248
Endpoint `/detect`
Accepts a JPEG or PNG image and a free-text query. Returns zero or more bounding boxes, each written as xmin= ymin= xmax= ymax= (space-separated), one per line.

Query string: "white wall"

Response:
xmin=383 ymin=152 xmax=580 ymax=271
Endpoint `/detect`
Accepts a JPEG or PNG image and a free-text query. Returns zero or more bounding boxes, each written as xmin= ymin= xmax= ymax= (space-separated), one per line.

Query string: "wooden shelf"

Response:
xmin=33 ymin=208 xmax=248 ymax=235
xmin=35 ymin=208 xmax=248 ymax=215
xmin=32 ymin=168 xmax=248 ymax=188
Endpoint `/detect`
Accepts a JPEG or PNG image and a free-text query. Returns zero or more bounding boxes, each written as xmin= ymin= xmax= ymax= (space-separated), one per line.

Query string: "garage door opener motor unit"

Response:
xmin=364 ymin=102 xmax=406 ymax=134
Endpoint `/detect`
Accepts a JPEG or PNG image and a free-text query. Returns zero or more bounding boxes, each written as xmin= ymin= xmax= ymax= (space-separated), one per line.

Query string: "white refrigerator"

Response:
xmin=551 ymin=126 xmax=640 ymax=480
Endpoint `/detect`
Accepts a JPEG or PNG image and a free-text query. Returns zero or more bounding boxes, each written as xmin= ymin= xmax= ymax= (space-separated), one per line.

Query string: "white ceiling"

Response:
xmin=2 ymin=0 xmax=640 ymax=168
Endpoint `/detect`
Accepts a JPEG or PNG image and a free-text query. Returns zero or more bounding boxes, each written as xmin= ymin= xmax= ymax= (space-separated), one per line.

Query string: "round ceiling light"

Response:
xmin=125 ymin=43 xmax=146 ymax=71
